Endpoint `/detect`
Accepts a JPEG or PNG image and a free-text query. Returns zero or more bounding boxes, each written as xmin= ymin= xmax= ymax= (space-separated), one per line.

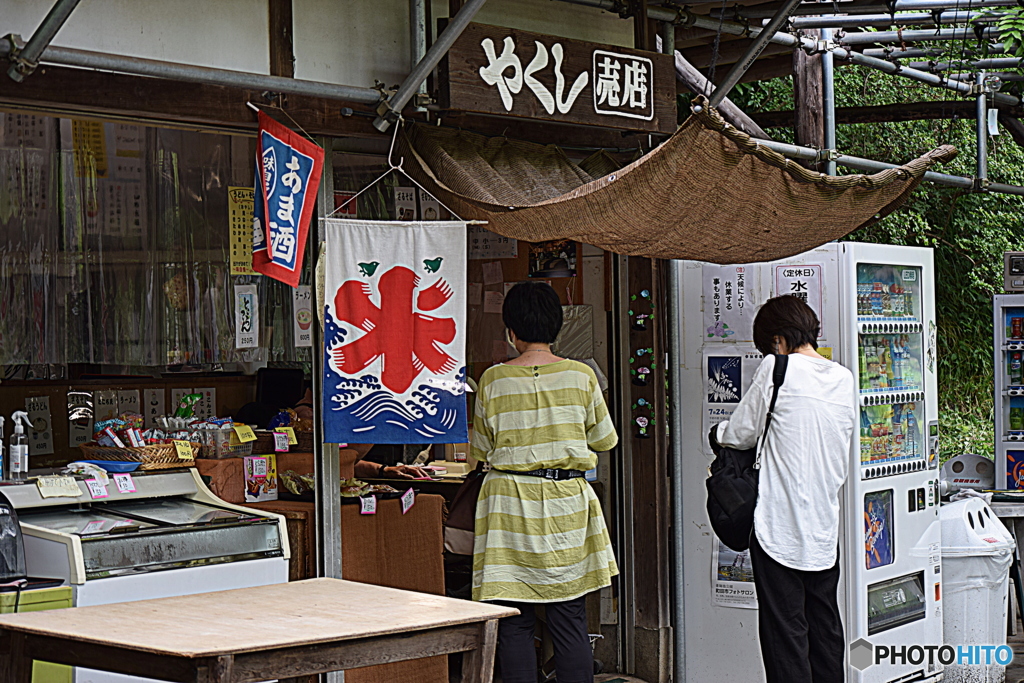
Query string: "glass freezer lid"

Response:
xmin=102 ymin=499 xmax=266 ymax=527
xmin=19 ymin=508 xmax=159 ymax=536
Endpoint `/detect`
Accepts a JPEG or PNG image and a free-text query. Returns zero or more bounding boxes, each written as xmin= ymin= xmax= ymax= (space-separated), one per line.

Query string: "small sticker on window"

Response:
xmin=902 ymin=269 xmax=917 ymax=282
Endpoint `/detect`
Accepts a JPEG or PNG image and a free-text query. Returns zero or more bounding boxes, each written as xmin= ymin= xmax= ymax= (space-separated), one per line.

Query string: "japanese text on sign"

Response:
xmin=774 ymin=264 xmax=823 ymax=334
xmin=478 ymin=39 xmax=654 ymax=121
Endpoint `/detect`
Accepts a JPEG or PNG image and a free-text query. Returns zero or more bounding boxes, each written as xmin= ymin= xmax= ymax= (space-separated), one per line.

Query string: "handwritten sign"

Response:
xmin=278 ymin=427 xmax=298 ymax=445
xmin=112 ymin=473 xmax=136 ymax=494
xmin=400 ymin=488 xmax=416 ymax=515
xmin=173 ymin=440 xmax=194 ymax=461
xmin=274 ymin=432 xmax=290 ymax=452
xmin=233 ymin=425 xmax=257 ymax=443
xmin=360 ymin=495 xmax=377 ymax=515
xmin=36 ymin=475 xmax=83 ymax=499
xmin=85 ymin=478 xmax=109 ymax=500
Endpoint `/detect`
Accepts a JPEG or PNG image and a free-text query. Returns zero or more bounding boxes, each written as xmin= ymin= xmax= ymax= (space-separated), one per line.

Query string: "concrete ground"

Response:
xmin=1007 ymin=622 xmax=1024 ymax=682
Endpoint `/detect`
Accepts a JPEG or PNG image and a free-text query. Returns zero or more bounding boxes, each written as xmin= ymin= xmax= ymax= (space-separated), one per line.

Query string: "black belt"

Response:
xmin=494 ymin=468 xmax=585 ymax=481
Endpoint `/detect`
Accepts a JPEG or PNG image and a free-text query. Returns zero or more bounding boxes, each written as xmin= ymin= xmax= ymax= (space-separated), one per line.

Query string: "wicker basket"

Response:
xmin=78 ymin=442 xmax=201 ymax=470
xmin=252 ymin=429 xmax=315 ymax=454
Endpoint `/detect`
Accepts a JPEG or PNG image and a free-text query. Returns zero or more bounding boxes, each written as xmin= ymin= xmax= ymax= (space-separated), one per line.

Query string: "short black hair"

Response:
xmin=752 ymin=295 xmax=820 ymax=356
xmin=502 ymin=281 xmax=563 ymax=344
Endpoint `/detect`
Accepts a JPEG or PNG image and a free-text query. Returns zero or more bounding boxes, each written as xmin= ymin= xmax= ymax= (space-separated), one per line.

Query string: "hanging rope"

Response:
xmin=706 ymin=0 xmax=730 ymax=96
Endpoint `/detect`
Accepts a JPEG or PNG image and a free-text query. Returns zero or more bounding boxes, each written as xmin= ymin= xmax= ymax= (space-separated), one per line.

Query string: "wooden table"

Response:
xmin=0 ymin=578 xmax=517 ymax=683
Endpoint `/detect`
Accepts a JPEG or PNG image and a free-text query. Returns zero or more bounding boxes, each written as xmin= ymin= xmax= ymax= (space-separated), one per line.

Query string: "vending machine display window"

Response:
xmin=867 ymin=572 xmax=927 ymax=635
xmin=860 ymin=402 xmax=924 ymax=467
xmin=865 ymin=490 xmax=895 ymax=570
xmin=993 ymin=296 xmax=1024 ymax=488
xmin=856 ymin=264 xmax=922 ymax=321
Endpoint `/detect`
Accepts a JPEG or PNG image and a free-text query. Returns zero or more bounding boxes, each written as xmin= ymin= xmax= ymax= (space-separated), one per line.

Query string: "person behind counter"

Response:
xmin=471 ymin=281 xmax=619 ymax=683
xmin=348 ymin=443 xmax=429 ymax=480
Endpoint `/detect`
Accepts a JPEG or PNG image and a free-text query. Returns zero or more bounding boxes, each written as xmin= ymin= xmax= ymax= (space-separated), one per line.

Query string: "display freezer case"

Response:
xmin=3 ymin=469 xmax=289 ymax=683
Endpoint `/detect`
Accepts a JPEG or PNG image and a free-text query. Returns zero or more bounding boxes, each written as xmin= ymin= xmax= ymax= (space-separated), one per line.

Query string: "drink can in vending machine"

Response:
xmin=1013 ymin=317 xmax=1023 ymax=339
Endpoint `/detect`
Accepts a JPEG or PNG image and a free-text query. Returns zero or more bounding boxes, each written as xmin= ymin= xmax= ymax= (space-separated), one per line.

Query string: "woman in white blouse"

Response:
xmin=713 ymin=295 xmax=857 ymax=683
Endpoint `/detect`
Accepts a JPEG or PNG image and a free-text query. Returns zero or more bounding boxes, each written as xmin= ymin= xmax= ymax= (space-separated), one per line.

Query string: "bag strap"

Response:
xmin=754 ymin=353 xmax=789 ymax=469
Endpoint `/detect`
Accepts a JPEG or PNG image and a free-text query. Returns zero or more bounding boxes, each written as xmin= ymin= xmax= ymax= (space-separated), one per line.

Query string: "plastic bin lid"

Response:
xmin=940 ymin=498 xmax=1016 ymax=555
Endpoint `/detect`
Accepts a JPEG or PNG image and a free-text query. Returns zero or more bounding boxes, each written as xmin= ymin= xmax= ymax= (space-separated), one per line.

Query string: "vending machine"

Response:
xmin=675 ymin=242 xmax=943 ymax=683
xmin=993 ymin=293 xmax=1024 ymax=488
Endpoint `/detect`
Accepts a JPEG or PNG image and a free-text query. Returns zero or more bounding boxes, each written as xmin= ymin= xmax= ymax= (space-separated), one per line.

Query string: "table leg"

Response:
xmin=196 ymin=655 xmax=235 ymax=683
xmin=462 ymin=619 xmax=499 ymax=683
xmin=0 ymin=631 xmax=33 ymax=683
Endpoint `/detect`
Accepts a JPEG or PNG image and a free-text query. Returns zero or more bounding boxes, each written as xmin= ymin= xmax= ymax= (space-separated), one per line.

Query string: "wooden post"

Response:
xmin=793 ymin=30 xmax=824 ymax=170
xmin=268 ymin=0 xmax=295 ymax=78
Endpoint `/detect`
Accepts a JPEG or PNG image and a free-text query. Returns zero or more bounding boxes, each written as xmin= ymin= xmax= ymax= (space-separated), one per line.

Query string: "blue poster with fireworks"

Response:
xmin=864 ymin=490 xmax=894 ymax=569
xmin=322 ymin=219 xmax=468 ymax=444
xmin=707 ymin=356 xmax=742 ymax=403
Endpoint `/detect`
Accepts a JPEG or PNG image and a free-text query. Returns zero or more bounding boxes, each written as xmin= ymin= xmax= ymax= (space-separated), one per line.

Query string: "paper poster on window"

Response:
xmin=394 ymin=186 xmax=417 ymax=221
xmin=701 ymin=347 xmax=764 ymax=455
xmin=228 ymin=186 xmax=257 ymax=275
xmin=774 ymin=264 xmax=823 ymax=334
xmin=865 ymin=490 xmax=895 ymax=570
xmin=322 ymin=219 xmax=468 ymax=444
xmin=712 ymin=535 xmax=758 ymax=609
xmin=234 ymin=284 xmax=259 ymax=348
xmin=702 ymin=264 xmax=759 ymax=342
xmin=468 ymin=225 xmax=518 ymax=260
xmin=293 ymin=285 xmax=313 ymax=347
xmin=25 ymin=396 xmax=54 ymax=456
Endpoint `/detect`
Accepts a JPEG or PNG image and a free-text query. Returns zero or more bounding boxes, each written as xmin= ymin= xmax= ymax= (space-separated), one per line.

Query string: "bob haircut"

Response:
xmin=752 ymin=295 xmax=820 ymax=356
xmin=503 ymin=281 xmax=563 ymax=344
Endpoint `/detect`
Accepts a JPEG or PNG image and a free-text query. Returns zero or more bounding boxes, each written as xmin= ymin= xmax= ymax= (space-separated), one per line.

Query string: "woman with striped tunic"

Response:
xmin=471 ymin=281 xmax=619 ymax=683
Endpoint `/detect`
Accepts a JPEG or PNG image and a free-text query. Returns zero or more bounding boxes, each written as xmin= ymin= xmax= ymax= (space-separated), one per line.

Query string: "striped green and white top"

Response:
xmin=471 ymin=359 xmax=619 ymax=603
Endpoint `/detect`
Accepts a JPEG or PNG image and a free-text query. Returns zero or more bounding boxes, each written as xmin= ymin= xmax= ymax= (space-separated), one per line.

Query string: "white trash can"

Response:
xmin=941 ymin=498 xmax=1017 ymax=683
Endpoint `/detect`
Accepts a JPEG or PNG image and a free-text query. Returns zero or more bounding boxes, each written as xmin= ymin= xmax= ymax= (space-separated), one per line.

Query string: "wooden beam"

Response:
xmin=1002 ymin=115 xmax=1024 ymax=149
xmin=674 ymin=50 xmax=772 ymax=138
xmin=633 ymin=0 xmax=654 ymax=51
xmin=793 ymin=30 xmax=824 ymax=168
xmin=268 ymin=0 xmax=295 ymax=78
xmin=751 ymin=100 xmax=1024 ymax=128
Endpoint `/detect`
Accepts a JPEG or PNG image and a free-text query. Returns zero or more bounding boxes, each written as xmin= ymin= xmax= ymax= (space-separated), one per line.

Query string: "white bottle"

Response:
xmin=9 ymin=411 xmax=30 ymax=481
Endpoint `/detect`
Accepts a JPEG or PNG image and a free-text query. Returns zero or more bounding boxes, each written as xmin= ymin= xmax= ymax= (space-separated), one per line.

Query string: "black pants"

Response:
xmin=748 ymin=532 xmax=845 ymax=683
xmin=496 ymin=596 xmax=592 ymax=683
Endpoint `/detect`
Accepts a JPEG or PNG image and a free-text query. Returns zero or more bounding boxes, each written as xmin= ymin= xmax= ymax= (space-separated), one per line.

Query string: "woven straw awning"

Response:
xmin=400 ymin=97 xmax=957 ymax=263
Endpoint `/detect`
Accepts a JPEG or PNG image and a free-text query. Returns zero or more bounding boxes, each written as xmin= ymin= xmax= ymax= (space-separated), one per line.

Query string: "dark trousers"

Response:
xmin=749 ymin=532 xmax=845 ymax=683
xmin=496 ymin=595 xmax=593 ymax=683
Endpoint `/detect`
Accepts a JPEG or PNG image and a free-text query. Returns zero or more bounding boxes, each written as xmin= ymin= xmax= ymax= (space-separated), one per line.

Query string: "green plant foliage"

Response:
xmin=736 ymin=65 xmax=1024 ymax=457
xmin=991 ymin=8 xmax=1024 ymax=58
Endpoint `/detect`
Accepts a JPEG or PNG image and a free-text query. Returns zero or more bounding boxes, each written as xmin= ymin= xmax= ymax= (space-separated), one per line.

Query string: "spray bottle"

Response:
xmin=9 ymin=412 xmax=30 ymax=481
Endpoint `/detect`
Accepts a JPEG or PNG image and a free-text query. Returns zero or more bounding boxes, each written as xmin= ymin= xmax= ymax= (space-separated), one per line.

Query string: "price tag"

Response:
xmin=85 ymin=478 xmax=109 ymax=500
xmin=81 ymin=520 xmax=107 ymax=535
xmin=360 ymin=495 xmax=377 ymax=515
xmin=233 ymin=425 xmax=257 ymax=443
xmin=250 ymin=456 xmax=268 ymax=477
xmin=278 ymin=426 xmax=298 ymax=445
xmin=173 ymin=440 xmax=194 ymax=460
xmin=273 ymin=431 xmax=290 ymax=452
xmin=36 ymin=475 xmax=83 ymax=499
xmin=400 ymin=488 xmax=416 ymax=515
xmin=112 ymin=473 xmax=136 ymax=494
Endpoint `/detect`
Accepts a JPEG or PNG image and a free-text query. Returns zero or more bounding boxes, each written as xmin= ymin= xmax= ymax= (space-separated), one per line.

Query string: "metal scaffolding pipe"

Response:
xmin=977 ymin=72 xmax=989 ymax=185
xmin=822 ymin=28 xmax=837 ymax=175
xmin=906 ymin=57 xmax=1024 ymax=71
xmin=714 ymin=0 xmax=1017 ymax=18
xmin=6 ymin=0 xmax=83 ymax=82
xmin=0 ymin=37 xmax=383 ymax=104
xmin=410 ymin=0 xmax=428 ymax=112
xmin=374 ymin=0 xmax=488 ymax=131
xmin=710 ymin=0 xmax=805 ymax=107
xmin=949 ymin=71 xmax=1024 ymax=81
xmin=789 ymin=10 xmax=989 ymax=29
xmin=839 ymin=26 xmax=1001 ymax=44
xmin=862 ymin=47 xmax=970 ymax=58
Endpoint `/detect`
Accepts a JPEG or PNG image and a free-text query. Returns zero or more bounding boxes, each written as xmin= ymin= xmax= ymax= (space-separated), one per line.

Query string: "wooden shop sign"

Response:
xmin=439 ymin=23 xmax=676 ymax=134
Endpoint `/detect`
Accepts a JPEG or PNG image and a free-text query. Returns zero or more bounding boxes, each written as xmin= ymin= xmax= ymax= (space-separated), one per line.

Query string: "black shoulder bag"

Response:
xmin=705 ymin=354 xmax=788 ymax=552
